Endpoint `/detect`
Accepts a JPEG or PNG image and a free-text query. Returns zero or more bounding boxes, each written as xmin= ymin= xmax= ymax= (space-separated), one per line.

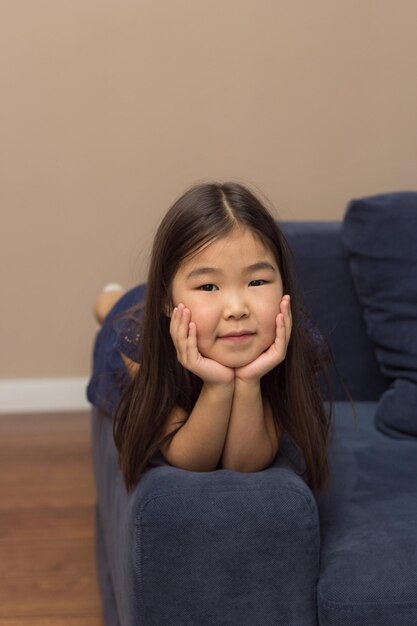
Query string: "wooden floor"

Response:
xmin=0 ymin=411 xmax=103 ymax=625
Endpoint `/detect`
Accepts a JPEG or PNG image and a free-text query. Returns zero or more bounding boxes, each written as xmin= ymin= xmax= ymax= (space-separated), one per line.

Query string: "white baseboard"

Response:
xmin=0 ymin=378 xmax=90 ymax=413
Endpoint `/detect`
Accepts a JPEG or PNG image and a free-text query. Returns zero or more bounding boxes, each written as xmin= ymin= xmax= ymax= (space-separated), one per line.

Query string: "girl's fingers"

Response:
xmin=170 ymin=306 xmax=183 ymax=350
xmin=275 ymin=313 xmax=286 ymax=345
xmin=170 ymin=305 xmax=186 ymax=349
xmin=170 ymin=306 xmax=179 ymax=334
xmin=187 ymin=321 xmax=199 ymax=359
xmin=280 ymin=295 xmax=292 ymax=340
xmin=274 ymin=308 xmax=290 ymax=361
xmin=170 ymin=304 xmax=196 ymax=365
xmin=177 ymin=304 xmax=191 ymax=342
xmin=169 ymin=309 xmax=178 ymax=347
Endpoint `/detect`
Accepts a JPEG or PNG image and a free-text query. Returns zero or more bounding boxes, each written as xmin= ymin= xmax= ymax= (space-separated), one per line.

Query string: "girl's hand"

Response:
xmin=170 ymin=304 xmax=235 ymax=386
xmin=235 ymin=295 xmax=292 ymax=383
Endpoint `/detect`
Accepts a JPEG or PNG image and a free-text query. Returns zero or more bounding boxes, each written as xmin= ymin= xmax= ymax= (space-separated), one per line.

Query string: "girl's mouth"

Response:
xmin=219 ymin=332 xmax=255 ymax=342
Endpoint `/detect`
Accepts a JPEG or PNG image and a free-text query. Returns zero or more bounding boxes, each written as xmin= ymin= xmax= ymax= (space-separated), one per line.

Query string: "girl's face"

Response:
xmin=170 ymin=226 xmax=284 ymax=368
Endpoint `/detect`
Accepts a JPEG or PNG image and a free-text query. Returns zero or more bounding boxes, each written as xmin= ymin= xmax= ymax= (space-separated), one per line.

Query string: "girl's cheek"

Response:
xmin=265 ymin=314 xmax=279 ymax=344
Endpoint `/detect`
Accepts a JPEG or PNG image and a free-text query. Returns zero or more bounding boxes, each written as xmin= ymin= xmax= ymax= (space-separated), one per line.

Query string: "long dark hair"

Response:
xmin=113 ymin=182 xmax=331 ymax=491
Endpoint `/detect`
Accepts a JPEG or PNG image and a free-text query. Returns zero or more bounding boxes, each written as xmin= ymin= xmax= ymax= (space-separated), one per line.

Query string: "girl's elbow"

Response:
xmin=222 ymin=458 xmax=274 ymax=473
xmin=222 ymin=444 xmax=278 ymax=473
xmin=160 ymin=448 xmax=220 ymax=473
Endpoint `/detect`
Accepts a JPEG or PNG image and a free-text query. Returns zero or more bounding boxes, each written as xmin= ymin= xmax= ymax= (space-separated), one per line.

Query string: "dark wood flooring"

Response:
xmin=0 ymin=411 xmax=102 ymax=625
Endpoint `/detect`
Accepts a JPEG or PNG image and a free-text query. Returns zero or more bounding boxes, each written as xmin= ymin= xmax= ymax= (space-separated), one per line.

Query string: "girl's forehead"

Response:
xmin=179 ymin=227 xmax=277 ymax=271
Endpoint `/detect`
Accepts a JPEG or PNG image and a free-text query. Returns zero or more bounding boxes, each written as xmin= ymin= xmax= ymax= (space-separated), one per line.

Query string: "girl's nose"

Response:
xmin=223 ymin=294 xmax=249 ymax=320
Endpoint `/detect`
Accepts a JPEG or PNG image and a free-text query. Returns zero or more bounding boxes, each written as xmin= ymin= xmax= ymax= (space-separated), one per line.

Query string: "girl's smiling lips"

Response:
xmin=218 ymin=331 xmax=255 ymax=342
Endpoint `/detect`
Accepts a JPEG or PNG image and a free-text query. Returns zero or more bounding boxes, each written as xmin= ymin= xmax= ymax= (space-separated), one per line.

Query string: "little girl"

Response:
xmin=90 ymin=182 xmax=331 ymax=491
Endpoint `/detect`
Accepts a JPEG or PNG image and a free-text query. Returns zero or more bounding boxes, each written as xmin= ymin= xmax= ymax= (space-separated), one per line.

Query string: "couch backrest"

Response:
xmin=282 ymin=221 xmax=388 ymax=401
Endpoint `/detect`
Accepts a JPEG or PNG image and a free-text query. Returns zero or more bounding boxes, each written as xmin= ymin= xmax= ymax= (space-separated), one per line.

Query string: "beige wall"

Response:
xmin=1 ymin=0 xmax=417 ymax=379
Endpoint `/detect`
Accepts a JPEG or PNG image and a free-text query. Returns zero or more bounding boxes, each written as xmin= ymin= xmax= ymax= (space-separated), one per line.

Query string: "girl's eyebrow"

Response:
xmin=186 ymin=261 xmax=276 ymax=279
xmin=186 ymin=267 xmax=220 ymax=279
xmin=246 ymin=262 xmax=277 ymax=273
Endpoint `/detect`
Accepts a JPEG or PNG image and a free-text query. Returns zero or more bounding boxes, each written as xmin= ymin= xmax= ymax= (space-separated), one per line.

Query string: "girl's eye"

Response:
xmin=249 ymin=279 xmax=267 ymax=287
xmin=198 ymin=284 xmax=219 ymax=292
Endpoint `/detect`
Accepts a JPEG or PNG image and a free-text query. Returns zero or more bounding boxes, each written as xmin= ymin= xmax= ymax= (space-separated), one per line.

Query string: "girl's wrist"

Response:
xmin=203 ymin=380 xmax=235 ymax=395
xmin=234 ymin=377 xmax=261 ymax=391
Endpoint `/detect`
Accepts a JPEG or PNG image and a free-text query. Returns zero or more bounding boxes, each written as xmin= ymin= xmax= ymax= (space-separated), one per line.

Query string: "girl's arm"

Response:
xmin=160 ymin=304 xmax=235 ymax=472
xmin=221 ymin=296 xmax=291 ymax=472
xmin=122 ymin=355 xmax=234 ymax=472
xmin=221 ymin=380 xmax=279 ymax=472
xmin=159 ymin=381 xmax=234 ymax=472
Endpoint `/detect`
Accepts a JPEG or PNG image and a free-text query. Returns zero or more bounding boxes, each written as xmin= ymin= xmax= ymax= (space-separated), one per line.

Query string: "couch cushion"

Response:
xmin=341 ymin=193 xmax=417 ymax=436
xmin=317 ymin=402 xmax=417 ymax=625
xmin=282 ymin=222 xmax=387 ymax=401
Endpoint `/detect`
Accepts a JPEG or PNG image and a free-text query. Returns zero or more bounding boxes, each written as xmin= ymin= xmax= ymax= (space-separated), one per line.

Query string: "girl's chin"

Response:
xmin=212 ymin=352 xmax=264 ymax=369
xmin=198 ymin=352 xmax=252 ymax=370
xmin=220 ymin=357 xmax=253 ymax=369
xmin=200 ymin=342 xmax=270 ymax=369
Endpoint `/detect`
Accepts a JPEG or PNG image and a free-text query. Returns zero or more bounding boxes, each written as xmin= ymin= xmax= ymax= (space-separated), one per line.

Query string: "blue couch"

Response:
xmin=89 ymin=205 xmax=417 ymax=625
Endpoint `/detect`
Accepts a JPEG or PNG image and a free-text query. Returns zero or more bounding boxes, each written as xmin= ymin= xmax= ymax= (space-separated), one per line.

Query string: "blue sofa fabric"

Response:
xmin=90 ymin=218 xmax=417 ymax=625
xmin=92 ymin=407 xmax=320 ymax=625
xmin=317 ymin=402 xmax=417 ymax=624
xmin=282 ymin=222 xmax=388 ymax=401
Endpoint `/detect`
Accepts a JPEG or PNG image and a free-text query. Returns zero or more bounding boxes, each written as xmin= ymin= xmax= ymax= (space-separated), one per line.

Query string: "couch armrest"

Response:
xmin=92 ymin=408 xmax=320 ymax=626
